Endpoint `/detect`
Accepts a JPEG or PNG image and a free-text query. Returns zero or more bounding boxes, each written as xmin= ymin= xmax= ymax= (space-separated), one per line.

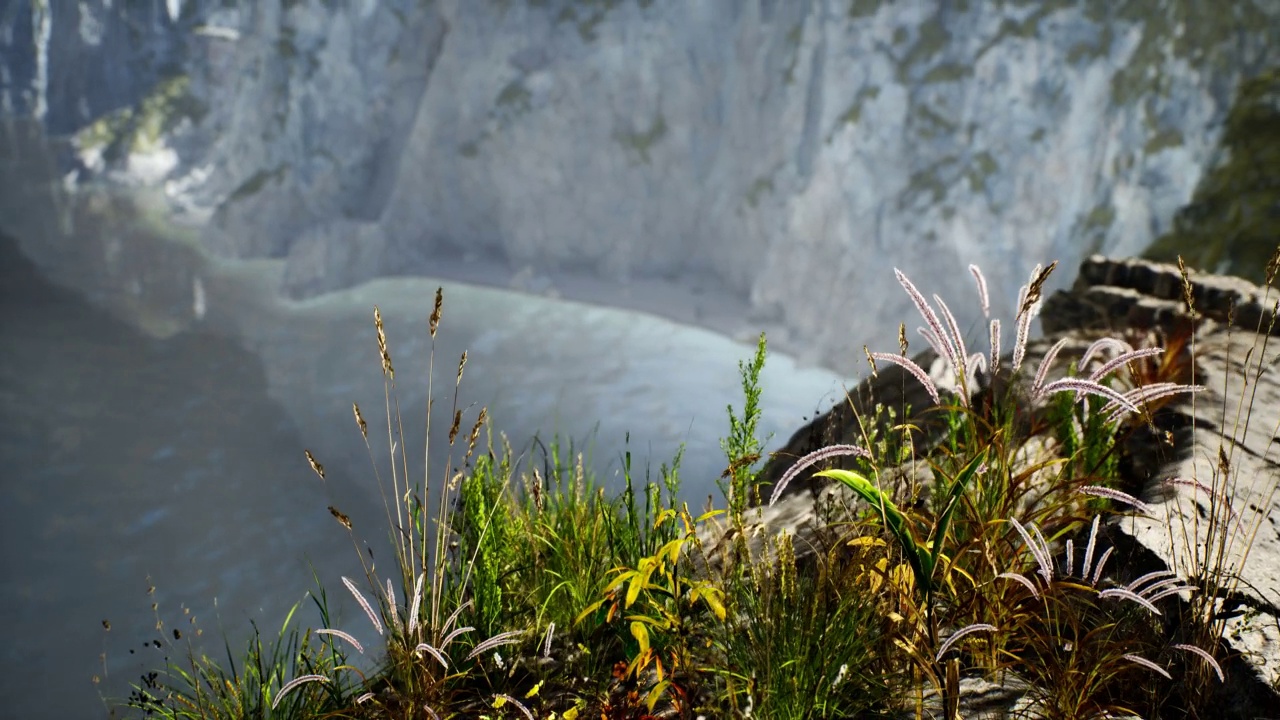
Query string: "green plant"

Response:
xmin=123 ymin=590 xmax=354 ymax=720
xmin=576 ymin=505 xmax=726 ymax=714
xmin=721 ymin=331 xmax=770 ymax=522
xmin=281 ymin=291 xmax=534 ymax=718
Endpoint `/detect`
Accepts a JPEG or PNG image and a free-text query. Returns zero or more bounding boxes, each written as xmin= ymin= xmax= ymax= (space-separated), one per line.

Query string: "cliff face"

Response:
xmin=2 ymin=1 xmax=1276 ymax=370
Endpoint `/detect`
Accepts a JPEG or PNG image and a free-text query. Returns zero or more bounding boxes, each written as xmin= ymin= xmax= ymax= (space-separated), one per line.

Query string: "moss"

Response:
xmin=898 ymin=16 xmax=950 ymax=80
xmin=745 ymin=176 xmax=774 ymax=209
xmin=1144 ymin=69 xmax=1280 ymax=283
xmin=783 ymin=23 xmax=803 ymax=86
xmin=228 ymin=165 xmax=288 ymax=203
xmin=613 ymin=113 xmax=668 ymax=165
xmin=966 ymin=151 xmax=999 ymax=193
xmin=914 ymin=103 xmax=957 ymax=139
xmin=1108 ymin=1 xmax=1274 ymax=109
xmin=835 ymin=85 xmax=881 ymax=131
xmin=921 ymin=62 xmax=971 ymax=84
xmin=495 ymin=80 xmax=532 ymax=115
xmin=1082 ymin=202 xmax=1116 ymax=233
xmin=899 ymin=156 xmax=959 ymax=209
xmin=1143 ymin=127 xmax=1185 ymax=154
xmin=847 ymin=0 xmax=883 ymax=19
xmin=75 ymin=75 xmax=206 ymax=159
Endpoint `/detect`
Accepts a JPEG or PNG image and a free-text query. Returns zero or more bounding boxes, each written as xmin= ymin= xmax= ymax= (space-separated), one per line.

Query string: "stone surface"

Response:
xmin=4 ymin=2 xmax=1277 ymax=370
xmin=707 ymin=254 xmax=1280 ymax=717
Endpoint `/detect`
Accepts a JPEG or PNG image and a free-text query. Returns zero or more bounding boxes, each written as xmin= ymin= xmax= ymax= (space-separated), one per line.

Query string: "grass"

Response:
xmin=103 ymin=251 xmax=1279 ymax=719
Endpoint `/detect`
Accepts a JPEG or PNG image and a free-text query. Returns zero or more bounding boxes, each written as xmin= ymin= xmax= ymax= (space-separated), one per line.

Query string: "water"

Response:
xmin=0 ymin=206 xmax=848 ymax=717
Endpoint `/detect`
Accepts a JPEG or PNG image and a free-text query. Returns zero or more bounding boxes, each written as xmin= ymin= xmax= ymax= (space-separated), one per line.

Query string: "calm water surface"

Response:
xmin=0 ymin=219 xmax=848 ymax=717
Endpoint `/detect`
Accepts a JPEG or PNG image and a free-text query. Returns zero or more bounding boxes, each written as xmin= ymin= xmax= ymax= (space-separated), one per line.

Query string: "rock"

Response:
xmin=704 ymin=255 xmax=1280 ymax=717
xmin=7 ymin=2 xmax=1277 ymax=366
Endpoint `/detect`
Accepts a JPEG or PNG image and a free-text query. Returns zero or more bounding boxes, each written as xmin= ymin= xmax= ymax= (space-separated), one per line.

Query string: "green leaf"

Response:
xmin=929 ymin=450 xmax=987 ymax=587
xmin=816 ymin=468 xmax=928 ymax=595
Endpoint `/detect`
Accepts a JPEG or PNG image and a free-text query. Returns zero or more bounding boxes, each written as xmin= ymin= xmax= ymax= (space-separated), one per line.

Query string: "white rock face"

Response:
xmin=3 ymin=0 xmax=1277 ymax=370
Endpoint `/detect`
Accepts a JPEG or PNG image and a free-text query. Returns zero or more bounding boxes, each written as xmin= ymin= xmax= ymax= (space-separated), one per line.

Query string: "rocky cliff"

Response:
xmin=2 ymin=1 xmax=1277 ymax=370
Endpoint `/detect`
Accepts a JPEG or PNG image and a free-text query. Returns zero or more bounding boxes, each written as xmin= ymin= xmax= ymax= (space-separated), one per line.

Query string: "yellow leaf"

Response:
xmin=563 ymin=707 xmax=579 ymax=720
xmin=646 ymin=680 xmax=672 ymax=713
xmin=524 ymin=680 xmax=542 ymax=699
xmin=694 ymin=508 xmax=725 ymax=523
xmin=492 ymin=695 xmax=507 ymax=709
xmin=700 ymin=587 xmax=727 ymax=621
xmin=626 ymin=572 xmax=645 ymax=607
xmin=631 ymin=620 xmax=650 ymax=656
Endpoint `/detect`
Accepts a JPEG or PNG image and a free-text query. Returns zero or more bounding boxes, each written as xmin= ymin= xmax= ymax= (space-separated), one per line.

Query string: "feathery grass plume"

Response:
xmin=1080 ymin=512 xmax=1100 ymax=579
xmin=1157 ymin=476 xmax=1245 ymax=532
xmin=1079 ymin=486 xmax=1154 ymax=515
xmin=315 ymin=628 xmax=365 ymax=655
xmin=918 ymin=325 xmax=952 ymax=363
xmin=272 ymin=674 xmax=329 ymax=709
xmin=1177 ymin=255 xmax=1198 ymax=320
xmin=1147 ymin=584 xmax=1198 ymax=603
xmin=1036 ymin=377 xmax=1140 ymax=414
xmin=1098 ymin=588 xmax=1162 ymax=615
xmin=935 ymin=623 xmax=997 ymax=662
xmin=408 ymin=571 xmax=425 ymax=635
xmin=869 ymin=352 xmax=942 ymax=406
xmin=465 ymin=629 xmax=527 ymax=661
xmin=542 ymin=622 xmax=555 ymax=658
xmin=989 ymin=318 xmax=1001 ymax=375
xmin=1065 ymin=539 xmax=1074 ymax=577
xmin=1135 ymin=576 xmax=1186 ymax=599
xmin=424 ymin=703 xmax=441 ymax=720
xmin=342 ymin=576 xmax=384 ymax=636
xmin=1090 ymin=546 xmax=1115 ymax=587
xmin=970 ymin=264 xmax=990 ymax=318
xmin=384 ymin=577 xmax=400 ymax=632
xmin=1086 ymin=346 xmax=1166 ymax=383
xmin=374 ymin=306 xmax=394 ymax=379
xmin=328 ymin=505 xmax=353 ymax=530
xmin=443 ymin=625 xmax=475 ymax=648
xmin=493 ymin=693 xmax=535 ymax=720
xmin=356 ymin=692 xmax=376 ymax=704
xmin=1032 ymin=337 xmax=1071 ymax=395
xmin=933 ymin=292 xmax=969 ymax=382
xmin=1125 ymin=570 xmax=1178 ymax=595
xmin=414 ymin=642 xmax=449 ymax=669
xmin=1009 ymin=517 xmax=1053 ymax=585
xmin=429 ymin=286 xmax=443 ymax=337
xmin=997 ymin=572 xmax=1041 ymax=599
xmin=1078 ymin=337 xmax=1135 ymax=370
xmin=1123 ymin=653 xmax=1172 ymax=680
xmin=969 ymin=352 xmax=987 ymax=377
xmin=1173 ymin=643 xmax=1225 ymax=682
xmin=1012 ymin=285 xmax=1035 ymax=374
xmin=352 ymin=401 xmax=368 ymax=440
xmin=768 ymin=444 xmax=873 ymax=505
xmin=1021 ymin=261 xmax=1057 ymax=315
xmin=305 ymin=449 xmax=325 ymax=480
xmin=1104 ymin=383 xmax=1205 ymax=421
xmin=895 ymin=268 xmax=959 ymax=371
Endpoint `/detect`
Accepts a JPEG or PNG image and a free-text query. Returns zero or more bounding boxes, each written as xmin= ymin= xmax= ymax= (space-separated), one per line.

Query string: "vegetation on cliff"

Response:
xmin=102 ymin=249 xmax=1280 ymax=719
